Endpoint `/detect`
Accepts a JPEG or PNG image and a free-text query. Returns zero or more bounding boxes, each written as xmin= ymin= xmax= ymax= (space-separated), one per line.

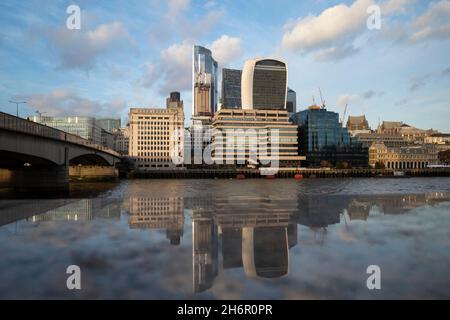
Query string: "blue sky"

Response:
xmin=0 ymin=0 xmax=449 ymax=131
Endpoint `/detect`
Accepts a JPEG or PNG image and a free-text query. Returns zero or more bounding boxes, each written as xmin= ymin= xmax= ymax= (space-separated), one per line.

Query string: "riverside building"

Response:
xmin=128 ymin=95 xmax=184 ymax=170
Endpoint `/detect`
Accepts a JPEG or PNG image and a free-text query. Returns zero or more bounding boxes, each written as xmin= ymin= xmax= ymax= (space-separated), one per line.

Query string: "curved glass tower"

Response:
xmin=192 ymin=45 xmax=218 ymax=117
xmin=241 ymin=58 xmax=288 ymax=110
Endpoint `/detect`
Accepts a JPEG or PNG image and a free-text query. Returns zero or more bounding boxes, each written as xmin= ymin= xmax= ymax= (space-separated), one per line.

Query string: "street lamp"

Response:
xmin=35 ymin=110 xmax=47 ymax=122
xmin=8 ymin=100 xmax=27 ymax=118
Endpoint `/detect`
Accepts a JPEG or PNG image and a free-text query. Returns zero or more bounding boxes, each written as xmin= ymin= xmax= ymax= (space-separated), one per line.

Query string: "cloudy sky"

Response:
xmin=0 ymin=0 xmax=449 ymax=131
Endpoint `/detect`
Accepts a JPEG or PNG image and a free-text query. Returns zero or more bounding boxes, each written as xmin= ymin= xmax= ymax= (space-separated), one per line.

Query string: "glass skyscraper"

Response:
xmin=221 ymin=68 xmax=242 ymax=109
xmin=290 ymin=106 xmax=368 ymax=167
xmin=192 ymin=45 xmax=218 ymax=117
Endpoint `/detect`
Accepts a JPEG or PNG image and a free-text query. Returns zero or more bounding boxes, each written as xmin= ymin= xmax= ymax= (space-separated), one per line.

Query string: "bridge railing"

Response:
xmin=0 ymin=112 xmax=121 ymax=157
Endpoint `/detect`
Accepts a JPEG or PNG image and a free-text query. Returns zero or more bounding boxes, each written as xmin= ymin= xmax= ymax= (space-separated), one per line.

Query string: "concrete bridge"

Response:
xmin=0 ymin=112 xmax=121 ymax=192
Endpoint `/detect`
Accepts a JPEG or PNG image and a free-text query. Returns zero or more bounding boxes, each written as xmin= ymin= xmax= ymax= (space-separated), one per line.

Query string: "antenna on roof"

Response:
xmin=312 ymin=95 xmax=316 ymax=106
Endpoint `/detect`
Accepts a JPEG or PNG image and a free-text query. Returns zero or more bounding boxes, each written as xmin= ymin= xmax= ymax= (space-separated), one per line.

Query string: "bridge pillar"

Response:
xmin=0 ymin=165 xmax=69 ymax=194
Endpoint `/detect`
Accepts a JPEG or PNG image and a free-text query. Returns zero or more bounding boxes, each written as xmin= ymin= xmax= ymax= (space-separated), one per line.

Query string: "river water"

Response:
xmin=0 ymin=178 xmax=450 ymax=299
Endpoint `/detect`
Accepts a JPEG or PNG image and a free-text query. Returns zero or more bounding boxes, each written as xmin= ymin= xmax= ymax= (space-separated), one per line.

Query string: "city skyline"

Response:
xmin=0 ymin=0 xmax=449 ymax=132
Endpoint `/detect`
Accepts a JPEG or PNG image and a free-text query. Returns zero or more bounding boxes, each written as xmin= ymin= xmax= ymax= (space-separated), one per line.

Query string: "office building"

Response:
xmin=424 ymin=133 xmax=450 ymax=145
xmin=31 ymin=116 xmax=102 ymax=145
xmin=128 ymin=95 xmax=184 ymax=170
xmin=166 ymin=91 xmax=184 ymax=110
xmin=290 ymin=106 xmax=368 ymax=167
xmin=221 ymin=68 xmax=242 ymax=109
xmin=286 ymin=88 xmax=296 ymax=115
xmin=241 ymin=58 xmax=287 ymax=110
xmin=101 ymin=129 xmax=114 ymax=149
xmin=212 ymin=109 xmax=305 ymax=167
xmin=192 ymin=45 xmax=218 ymax=117
xmin=96 ymin=118 xmax=121 ymax=133
xmin=113 ymin=127 xmax=129 ymax=155
xmin=354 ymin=132 xmax=409 ymax=148
xmin=369 ymin=142 xmax=439 ymax=169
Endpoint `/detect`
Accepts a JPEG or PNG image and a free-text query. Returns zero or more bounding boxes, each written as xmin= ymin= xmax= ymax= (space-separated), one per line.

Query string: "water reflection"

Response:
xmin=0 ymin=185 xmax=449 ymax=297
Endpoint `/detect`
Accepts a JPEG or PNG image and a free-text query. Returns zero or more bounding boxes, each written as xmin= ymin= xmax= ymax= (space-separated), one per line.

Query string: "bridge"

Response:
xmin=0 ymin=111 xmax=122 ymax=192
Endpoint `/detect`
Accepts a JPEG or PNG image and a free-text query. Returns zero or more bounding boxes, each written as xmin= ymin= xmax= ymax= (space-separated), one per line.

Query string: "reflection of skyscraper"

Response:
xmin=221 ymin=68 xmax=242 ymax=109
xmin=193 ymin=45 xmax=218 ymax=117
xmin=128 ymin=197 xmax=184 ymax=245
xmin=242 ymin=226 xmax=289 ymax=278
xmin=192 ymin=212 xmax=218 ymax=293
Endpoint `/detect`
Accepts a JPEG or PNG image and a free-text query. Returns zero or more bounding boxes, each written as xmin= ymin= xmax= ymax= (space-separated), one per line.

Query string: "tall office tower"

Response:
xmin=221 ymin=68 xmax=242 ymax=109
xmin=286 ymin=88 xmax=296 ymax=115
xmin=128 ymin=96 xmax=184 ymax=170
xmin=166 ymin=91 xmax=184 ymax=109
xmin=192 ymin=45 xmax=218 ymax=117
xmin=241 ymin=58 xmax=288 ymax=110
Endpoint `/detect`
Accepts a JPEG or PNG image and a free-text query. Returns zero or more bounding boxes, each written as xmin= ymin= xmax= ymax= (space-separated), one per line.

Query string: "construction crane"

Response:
xmin=318 ymin=87 xmax=326 ymax=109
xmin=341 ymin=103 xmax=348 ymax=124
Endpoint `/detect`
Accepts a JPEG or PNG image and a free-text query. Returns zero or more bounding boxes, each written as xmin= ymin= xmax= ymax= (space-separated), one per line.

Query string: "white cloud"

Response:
xmin=141 ymin=40 xmax=192 ymax=95
xmin=410 ymin=0 xmax=450 ymax=42
xmin=19 ymin=89 xmax=127 ymax=117
xmin=281 ymin=0 xmax=417 ymax=61
xmin=336 ymin=94 xmax=358 ymax=108
xmin=45 ymin=21 xmax=133 ymax=70
xmin=282 ymin=0 xmax=372 ymax=52
xmin=210 ymin=35 xmax=242 ymax=66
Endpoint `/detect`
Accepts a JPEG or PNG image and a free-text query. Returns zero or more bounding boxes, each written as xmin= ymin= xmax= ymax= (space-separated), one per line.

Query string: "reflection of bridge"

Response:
xmin=0 ymin=112 xmax=121 ymax=192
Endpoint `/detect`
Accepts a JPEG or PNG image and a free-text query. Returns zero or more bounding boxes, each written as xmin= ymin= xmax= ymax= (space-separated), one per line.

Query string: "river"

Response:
xmin=0 ymin=178 xmax=449 ymax=299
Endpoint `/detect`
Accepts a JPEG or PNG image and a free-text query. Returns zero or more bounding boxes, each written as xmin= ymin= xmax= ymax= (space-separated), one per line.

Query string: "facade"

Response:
xmin=211 ymin=109 xmax=305 ymax=167
xmin=31 ymin=116 xmax=102 ymax=145
xmin=424 ymin=133 xmax=450 ymax=145
xmin=128 ymin=102 xmax=184 ymax=170
xmin=346 ymin=115 xmax=370 ymax=135
xmin=193 ymin=45 xmax=218 ymax=117
xmin=96 ymin=118 xmax=121 ymax=133
xmin=354 ymin=132 xmax=409 ymax=148
xmin=241 ymin=58 xmax=288 ymax=110
xmin=166 ymin=91 xmax=184 ymax=109
xmin=101 ymin=129 xmax=114 ymax=149
xmin=221 ymin=68 xmax=242 ymax=109
xmin=113 ymin=127 xmax=129 ymax=155
xmin=286 ymin=88 xmax=296 ymax=115
xmin=290 ymin=106 xmax=368 ymax=167
xmin=369 ymin=142 xmax=439 ymax=169
xmin=377 ymin=121 xmax=436 ymax=143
